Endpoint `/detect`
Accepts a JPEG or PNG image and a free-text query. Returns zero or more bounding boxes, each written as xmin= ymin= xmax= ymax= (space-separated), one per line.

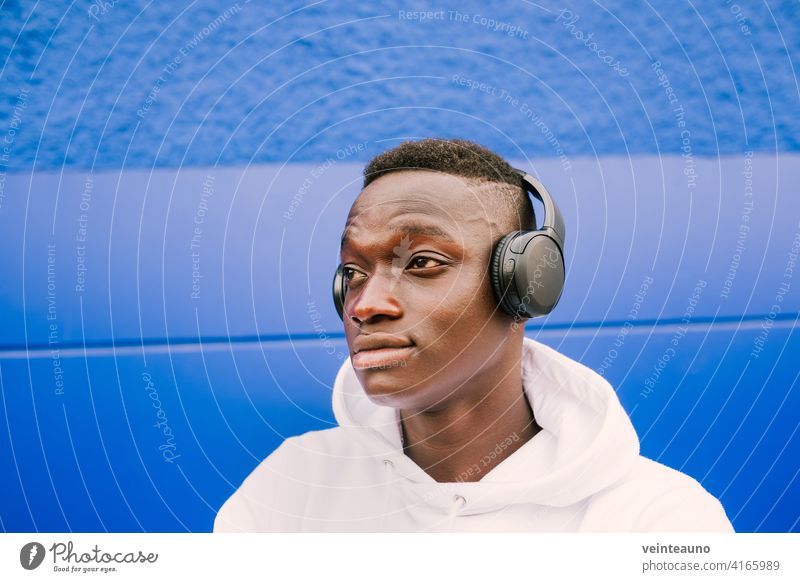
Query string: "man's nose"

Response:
xmin=348 ymin=269 xmax=402 ymax=325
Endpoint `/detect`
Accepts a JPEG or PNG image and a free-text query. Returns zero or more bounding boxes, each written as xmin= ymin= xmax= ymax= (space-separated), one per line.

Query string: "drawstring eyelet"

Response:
xmin=447 ymin=494 xmax=467 ymax=528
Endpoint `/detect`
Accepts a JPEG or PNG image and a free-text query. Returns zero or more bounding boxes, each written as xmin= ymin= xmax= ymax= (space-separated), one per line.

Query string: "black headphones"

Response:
xmin=333 ymin=168 xmax=566 ymax=321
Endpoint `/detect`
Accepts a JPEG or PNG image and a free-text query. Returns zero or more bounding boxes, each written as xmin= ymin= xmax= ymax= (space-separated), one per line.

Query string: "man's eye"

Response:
xmin=407 ymin=256 xmax=442 ymax=269
xmin=343 ymin=267 xmax=366 ymax=284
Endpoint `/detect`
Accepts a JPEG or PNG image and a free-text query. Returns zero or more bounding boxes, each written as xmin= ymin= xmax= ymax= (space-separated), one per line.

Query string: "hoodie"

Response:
xmin=214 ymin=337 xmax=734 ymax=532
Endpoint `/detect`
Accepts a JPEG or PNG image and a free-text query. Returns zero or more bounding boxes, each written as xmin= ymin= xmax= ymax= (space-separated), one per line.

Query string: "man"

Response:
xmin=214 ymin=138 xmax=733 ymax=532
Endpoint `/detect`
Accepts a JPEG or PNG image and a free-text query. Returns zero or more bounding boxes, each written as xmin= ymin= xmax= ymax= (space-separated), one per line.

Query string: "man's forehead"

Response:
xmin=348 ymin=196 xmax=445 ymax=217
xmin=346 ymin=172 xmax=497 ymax=222
xmin=340 ymin=171 xmax=506 ymax=249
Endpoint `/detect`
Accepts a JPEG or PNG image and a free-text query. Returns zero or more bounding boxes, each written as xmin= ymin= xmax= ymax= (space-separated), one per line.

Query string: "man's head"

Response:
xmin=339 ymin=138 xmax=534 ymax=410
xmin=363 ymin=138 xmax=533 ymax=232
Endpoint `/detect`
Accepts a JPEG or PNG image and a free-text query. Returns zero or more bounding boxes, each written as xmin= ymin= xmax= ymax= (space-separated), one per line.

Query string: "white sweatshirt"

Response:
xmin=214 ymin=337 xmax=734 ymax=532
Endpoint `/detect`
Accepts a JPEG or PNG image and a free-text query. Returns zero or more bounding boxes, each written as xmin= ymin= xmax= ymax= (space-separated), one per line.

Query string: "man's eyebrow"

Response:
xmin=340 ymin=224 xmax=456 ymax=249
xmin=399 ymin=224 xmax=456 ymax=240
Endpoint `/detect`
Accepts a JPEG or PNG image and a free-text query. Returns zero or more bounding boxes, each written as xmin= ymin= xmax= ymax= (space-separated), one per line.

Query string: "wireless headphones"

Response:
xmin=332 ymin=168 xmax=566 ymax=321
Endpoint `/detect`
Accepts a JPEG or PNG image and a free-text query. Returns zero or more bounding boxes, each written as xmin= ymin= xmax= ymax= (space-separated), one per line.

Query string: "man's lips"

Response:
xmin=352 ymin=346 xmax=414 ymax=370
xmin=351 ymin=334 xmax=414 ymax=370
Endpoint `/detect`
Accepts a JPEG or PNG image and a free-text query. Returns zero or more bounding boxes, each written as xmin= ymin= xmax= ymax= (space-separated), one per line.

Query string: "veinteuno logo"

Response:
xmin=20 ymin=542 xmax=46 ymax=570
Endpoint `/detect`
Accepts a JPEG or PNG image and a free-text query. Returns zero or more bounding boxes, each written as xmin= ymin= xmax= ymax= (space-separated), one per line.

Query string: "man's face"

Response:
xmin=339 ymin=170 xmax=518 ymax=411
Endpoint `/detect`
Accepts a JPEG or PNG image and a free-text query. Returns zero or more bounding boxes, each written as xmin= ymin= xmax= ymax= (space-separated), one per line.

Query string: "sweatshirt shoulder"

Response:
xmin=604 ymin=456 xmax=734 ymax=532
xmin=213 ymin=427 xmax=351 ymax=532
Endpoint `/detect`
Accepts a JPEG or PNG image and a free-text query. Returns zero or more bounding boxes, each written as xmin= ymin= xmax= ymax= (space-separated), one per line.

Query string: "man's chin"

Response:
xmin=354 ymin=367 xmax=423 ymax=408
xmin=356 ymin=371 xmax=457 ymax=413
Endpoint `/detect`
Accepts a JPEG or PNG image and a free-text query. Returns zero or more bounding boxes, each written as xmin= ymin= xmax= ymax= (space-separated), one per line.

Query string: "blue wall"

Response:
xmin=0 ymin=0 xmax=798 ymax=532
xmin=1 ymin=0 xmax=798 ymax=169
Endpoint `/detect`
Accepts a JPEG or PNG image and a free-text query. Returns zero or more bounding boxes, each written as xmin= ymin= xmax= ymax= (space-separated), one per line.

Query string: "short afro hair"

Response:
xmin=362 ymin=138 xmax=534 ymax=231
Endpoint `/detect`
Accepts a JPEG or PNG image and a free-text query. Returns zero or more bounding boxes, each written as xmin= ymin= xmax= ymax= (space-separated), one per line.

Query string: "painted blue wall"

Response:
xmin=0 ymin=0 xmax=798 ymax=532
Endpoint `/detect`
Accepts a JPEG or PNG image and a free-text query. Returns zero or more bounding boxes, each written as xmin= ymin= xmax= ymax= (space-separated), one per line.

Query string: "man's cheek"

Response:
xmin=434 ymin=280 xmax=488 ymax=317
xmin=455 ymin=267 xmax=495 ymax=304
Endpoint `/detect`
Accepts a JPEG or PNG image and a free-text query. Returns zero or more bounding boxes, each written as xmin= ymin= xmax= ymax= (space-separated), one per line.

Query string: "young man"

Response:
xmin=214 ymin=139 xmax=733 ymax=532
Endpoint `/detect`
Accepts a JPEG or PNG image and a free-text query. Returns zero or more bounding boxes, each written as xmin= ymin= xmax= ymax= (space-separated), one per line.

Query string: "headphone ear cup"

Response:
xmin=512 ymin=233 xmax=565 ymax=318
xmin=491 ymin=231 xmax=566 ymax=319
xmin=490 ymin=232 xmax=522 ymax=317
xmin=332 ymin=265 xmax=345 ymax=320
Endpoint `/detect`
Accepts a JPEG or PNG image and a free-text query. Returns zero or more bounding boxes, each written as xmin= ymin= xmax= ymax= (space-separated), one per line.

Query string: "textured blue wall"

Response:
xmin=0 ymin=0 xmax=798 ymax=533
xmin=0 ymin=0 xmax=798 ymax=169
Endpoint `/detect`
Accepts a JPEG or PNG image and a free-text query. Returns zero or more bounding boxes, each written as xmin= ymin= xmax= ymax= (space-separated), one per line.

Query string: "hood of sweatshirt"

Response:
xmin=332 ymin=336 xmax=640 ymax=516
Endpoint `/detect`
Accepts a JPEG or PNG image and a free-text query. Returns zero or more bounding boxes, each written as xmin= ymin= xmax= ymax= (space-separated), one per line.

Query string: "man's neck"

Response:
xmin=399 ymin=355 xmax=541 ymax=483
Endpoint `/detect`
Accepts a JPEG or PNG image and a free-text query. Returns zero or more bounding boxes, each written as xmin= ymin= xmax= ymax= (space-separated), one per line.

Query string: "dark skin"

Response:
xmin=339 ymin=170 xmax=541 ymax=483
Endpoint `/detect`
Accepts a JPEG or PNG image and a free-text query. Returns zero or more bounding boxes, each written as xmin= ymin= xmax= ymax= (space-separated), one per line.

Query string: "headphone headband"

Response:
xmin=514 ymin=168 xmax=566 ymax=251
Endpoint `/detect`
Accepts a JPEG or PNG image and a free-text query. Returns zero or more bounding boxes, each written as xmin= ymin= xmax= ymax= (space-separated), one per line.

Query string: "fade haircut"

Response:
xmin=362 ymin=138 xmax=534 ymax=231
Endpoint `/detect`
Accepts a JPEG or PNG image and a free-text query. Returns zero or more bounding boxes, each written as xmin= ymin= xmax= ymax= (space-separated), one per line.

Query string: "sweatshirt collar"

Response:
xmin=332 ymin=336 xmax=640 ymax=509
